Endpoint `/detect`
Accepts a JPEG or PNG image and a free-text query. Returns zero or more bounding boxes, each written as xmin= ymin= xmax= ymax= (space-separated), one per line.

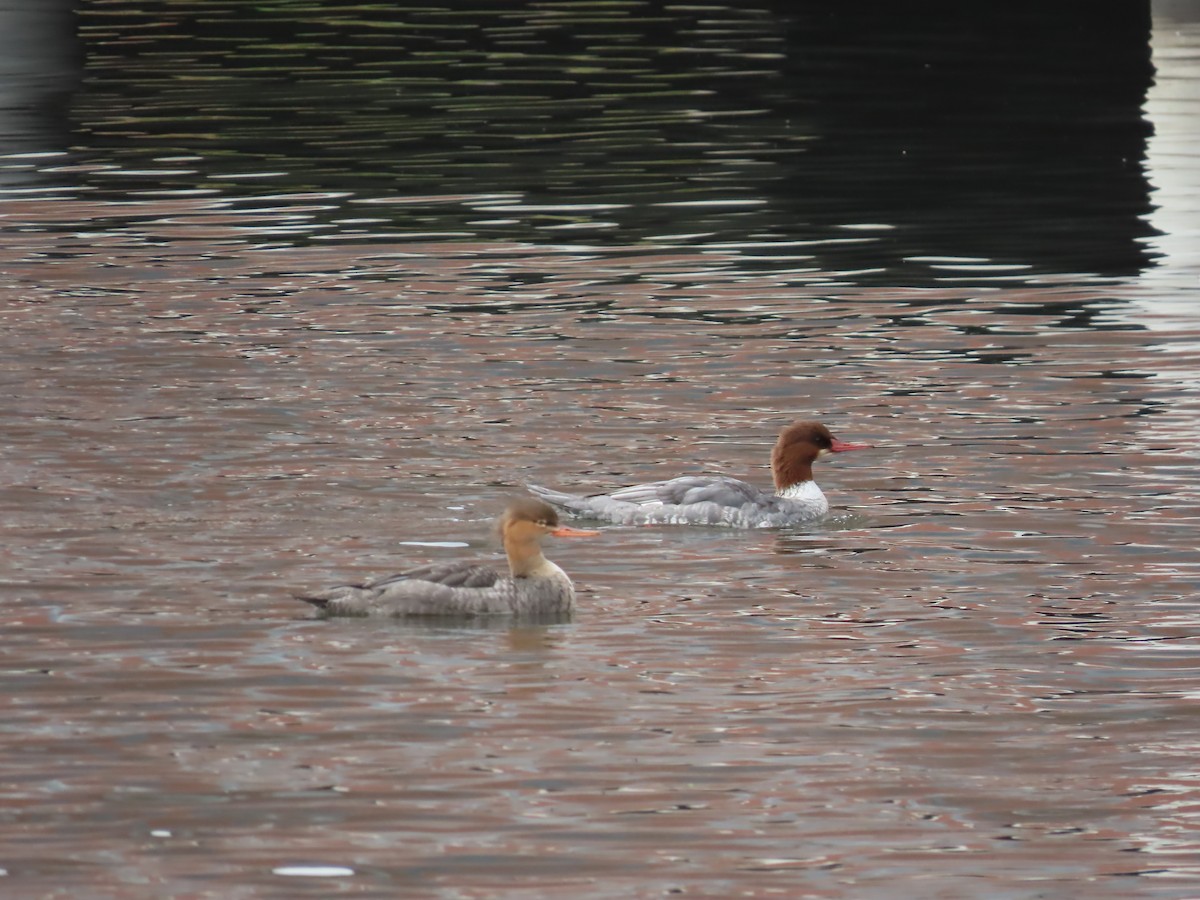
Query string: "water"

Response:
xmin=2 ymin=2 xmax=1199 ymax=897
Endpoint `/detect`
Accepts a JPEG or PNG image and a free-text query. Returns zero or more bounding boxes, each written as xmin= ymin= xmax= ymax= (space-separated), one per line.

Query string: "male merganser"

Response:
xmin=528 ymin=421 xmax=870 ymax=529
xmin=297 ymin=498 xmax=598 ymax=618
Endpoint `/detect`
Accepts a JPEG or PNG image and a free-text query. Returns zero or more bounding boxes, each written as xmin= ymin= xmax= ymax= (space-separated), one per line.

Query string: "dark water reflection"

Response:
xmin=3 ymin=1 xmax=1157 ymax=284
xmin=2 ymin=1 xmax=1200 ymax=897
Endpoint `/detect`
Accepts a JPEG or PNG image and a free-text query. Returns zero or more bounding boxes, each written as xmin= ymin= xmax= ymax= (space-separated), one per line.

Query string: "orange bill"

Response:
xmin=552 ymin=525 xmax=600 ymax=537
xmin=830 ymin=438 xmax=871 ymax=452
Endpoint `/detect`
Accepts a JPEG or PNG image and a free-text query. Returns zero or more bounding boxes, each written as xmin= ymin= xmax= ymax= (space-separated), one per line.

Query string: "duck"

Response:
xmin=297 ymin=498 xmax=598 ymax=618
xmin=527 ymin=421 xmax=870 ymax=528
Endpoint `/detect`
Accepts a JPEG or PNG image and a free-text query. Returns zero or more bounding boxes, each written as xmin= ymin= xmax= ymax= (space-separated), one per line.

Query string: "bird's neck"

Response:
xmin=777 ymin=480 xmax=822 ymax=501
xmin=504 ymin=534 xmax=549 ymax=578
xmin=773 ymin=459 xmax=815 ymax=492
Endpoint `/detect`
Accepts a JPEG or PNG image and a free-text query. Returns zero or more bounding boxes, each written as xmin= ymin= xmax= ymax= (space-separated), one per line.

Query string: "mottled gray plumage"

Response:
xmin=297 ymin=498 xmax=594 ymax=618
xmin=528 ymin=421 xmax=868 ymax=529
xmin=528 ymin=478 xmax=828 ymax=528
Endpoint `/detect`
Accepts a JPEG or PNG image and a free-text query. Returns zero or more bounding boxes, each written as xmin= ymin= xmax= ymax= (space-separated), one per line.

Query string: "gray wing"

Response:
xmin=529 ymin=477 xmax=788 ymax=526
xmin=297 ymin=561 xmax=503 ymax=616
xmin=366 ymin=562 xmax=501 ymax=590
xmin=302 ymin=568 xmax=515 ymax=616
xmin=608 ymin=476 xmax=774 ymax=509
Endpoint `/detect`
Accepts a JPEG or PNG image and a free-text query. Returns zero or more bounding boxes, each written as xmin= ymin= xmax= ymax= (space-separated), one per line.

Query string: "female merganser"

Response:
xmin=528 ymin=421 xmax=870 ymax=529
xmin=297 ymin=498 xmax=598 ymax=618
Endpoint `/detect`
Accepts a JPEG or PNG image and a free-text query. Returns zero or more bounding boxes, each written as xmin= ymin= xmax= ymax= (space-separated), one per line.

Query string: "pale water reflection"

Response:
xmin=4 ymin=231 xmax=1198 ymax=895
xmin=1 ymin=2 xmax=1200 ymax=898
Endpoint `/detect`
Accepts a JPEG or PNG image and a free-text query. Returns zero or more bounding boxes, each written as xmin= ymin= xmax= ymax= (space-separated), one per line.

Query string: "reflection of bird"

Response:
xmin=297 ymin=498 xmax=597 ymax=618
xmin=530 ymin=421 xmax=870 ymax=528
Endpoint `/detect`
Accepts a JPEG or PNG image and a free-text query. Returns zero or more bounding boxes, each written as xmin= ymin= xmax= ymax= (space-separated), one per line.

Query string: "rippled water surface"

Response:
xmin=2 ymin=2 xmax=1200 ymax=897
